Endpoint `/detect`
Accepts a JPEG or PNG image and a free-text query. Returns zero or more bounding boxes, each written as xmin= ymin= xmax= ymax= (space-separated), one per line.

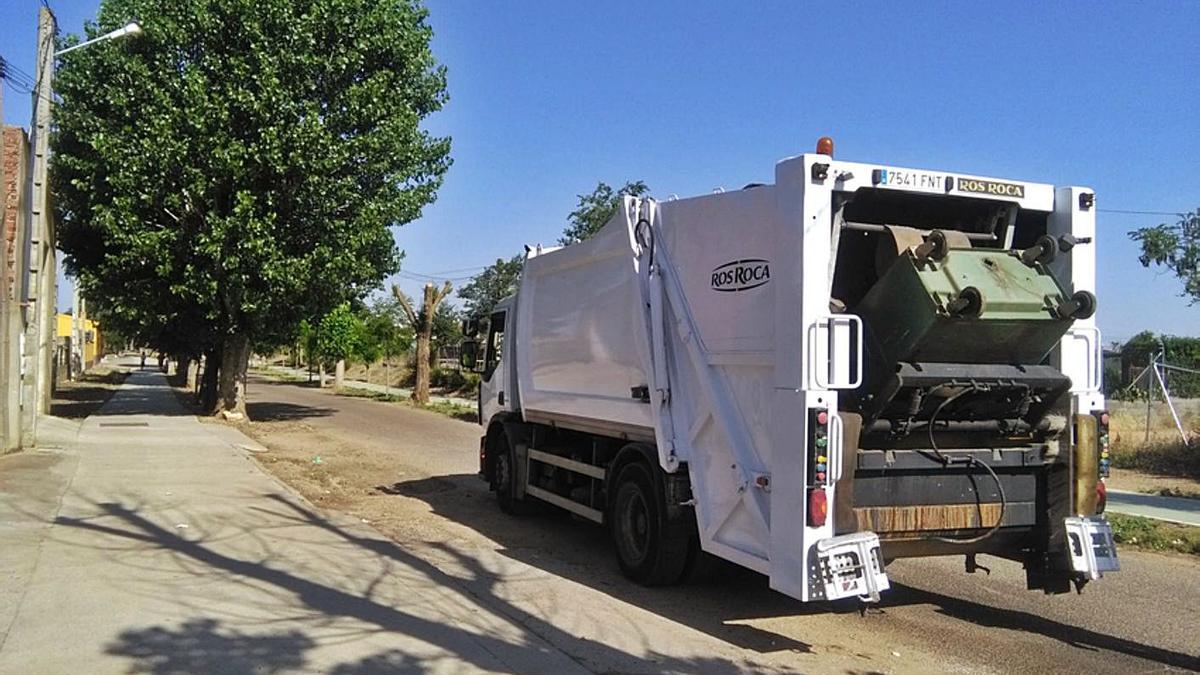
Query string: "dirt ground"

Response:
xmin=228 ymin=375 xmax=1200 ymax=674
xmin=50 ymin=362 xmax=130 ymax=419
xmin=1106 ymin=470 xmax=1200 ymax=499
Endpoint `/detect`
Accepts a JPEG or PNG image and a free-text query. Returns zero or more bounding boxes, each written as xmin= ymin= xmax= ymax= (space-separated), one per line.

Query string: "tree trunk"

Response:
xmin=414 ymin=328 xmax=432 ymax=404
xmin=200 ymin=345 xmax=221 ymax=413
xmin=384 ymin=361 xmax=390 ymax=396
xmin=217 ymin=332 xmax=250 ymax=418
xmin=334 ymin=359 xmax=345 ymax=393
xmin=393 ymin=281 xmax=452 ymax=407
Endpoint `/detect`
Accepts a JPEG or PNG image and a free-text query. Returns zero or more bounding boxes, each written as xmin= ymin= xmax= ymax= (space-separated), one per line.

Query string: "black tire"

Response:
xmin=610 ymin=461 xmax=692 ymax=586
xmin=493 ymin=433 xmax=536 ymax=515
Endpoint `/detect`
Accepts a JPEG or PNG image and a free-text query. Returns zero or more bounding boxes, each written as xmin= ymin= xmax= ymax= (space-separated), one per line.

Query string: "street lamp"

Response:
xmin=58 ymin=19 xmax=142 ymax=380
xmin=17 ymin=10 xmax=144 ymax=445
xmin=55 ymin=22 xmax=143 ymax=56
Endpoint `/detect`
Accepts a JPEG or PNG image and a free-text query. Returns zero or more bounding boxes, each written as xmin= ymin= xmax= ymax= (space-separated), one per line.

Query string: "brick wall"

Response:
xmin=2 ymin=126 xmax=29 ymax=303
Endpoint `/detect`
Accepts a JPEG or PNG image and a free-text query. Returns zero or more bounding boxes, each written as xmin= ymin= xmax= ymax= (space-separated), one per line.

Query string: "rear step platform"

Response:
xmin=1065 ymin=516 xmax=1120 ymax=580
xmin=814 ymin=531 xmax=890 ymax=602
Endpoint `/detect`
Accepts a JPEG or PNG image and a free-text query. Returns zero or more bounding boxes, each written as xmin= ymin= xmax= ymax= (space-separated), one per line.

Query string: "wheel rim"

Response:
xmin=618 ymin=487 xmax=651 ymax=564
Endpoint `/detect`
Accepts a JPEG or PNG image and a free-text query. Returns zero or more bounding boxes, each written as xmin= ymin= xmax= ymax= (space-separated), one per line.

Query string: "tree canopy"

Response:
xmin=316 ymin=303 xmax=362 ymax=365
xmin=52 ymin=0 xmax=451 ymax=414
xmin=559 ymin=181 xmax=650 ymax=245
xmin=457 ymin=255 xmax=522 ymax=321
xmin=1129 ymin=208 xmax=1200 ymax=304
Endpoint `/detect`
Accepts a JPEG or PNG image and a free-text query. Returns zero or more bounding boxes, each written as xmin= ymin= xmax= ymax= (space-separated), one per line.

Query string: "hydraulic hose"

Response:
xmin=921 ymin=385 xmax=1009 ymax=545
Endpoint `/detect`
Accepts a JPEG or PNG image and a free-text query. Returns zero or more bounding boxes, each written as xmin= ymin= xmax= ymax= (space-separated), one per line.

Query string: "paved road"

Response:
xmin=242 ymin=376 xmax=1200 ymax=674
xmin=1107 ymin=490 xmax=1200 ymax=526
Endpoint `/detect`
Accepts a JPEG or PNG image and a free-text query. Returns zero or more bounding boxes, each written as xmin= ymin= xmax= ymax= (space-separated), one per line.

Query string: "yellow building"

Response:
xmin=56 ymin=313 xmax=103 ymax=370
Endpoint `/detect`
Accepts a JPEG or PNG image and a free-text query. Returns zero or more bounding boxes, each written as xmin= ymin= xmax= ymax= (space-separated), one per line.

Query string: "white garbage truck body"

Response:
xmin=470 ymin=146 xmax=1118 ymax=603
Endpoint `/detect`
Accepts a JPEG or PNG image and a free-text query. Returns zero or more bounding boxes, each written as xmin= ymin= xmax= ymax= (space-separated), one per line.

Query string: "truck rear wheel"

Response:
xmin=611 ymin=461 xmax=691 ymax=586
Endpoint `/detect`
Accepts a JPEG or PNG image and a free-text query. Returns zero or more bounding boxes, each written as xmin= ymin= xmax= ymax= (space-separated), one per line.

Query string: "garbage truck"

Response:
xmin=460 ymin=139 xmax=1118 ymax=603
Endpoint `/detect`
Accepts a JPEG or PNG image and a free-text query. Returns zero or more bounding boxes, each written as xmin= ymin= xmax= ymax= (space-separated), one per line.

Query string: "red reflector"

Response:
xmin=1096 ymin=481 xmax=1107 ymax=514
xmin=809 ymin=488 xmax=828 ymax=527
xmin=816 ymin=410 xmax=828 ymax=425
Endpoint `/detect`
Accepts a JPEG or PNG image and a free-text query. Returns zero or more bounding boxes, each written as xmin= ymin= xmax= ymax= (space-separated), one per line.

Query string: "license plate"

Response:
xmin=872 ymin=168 xmax=949 ymax=192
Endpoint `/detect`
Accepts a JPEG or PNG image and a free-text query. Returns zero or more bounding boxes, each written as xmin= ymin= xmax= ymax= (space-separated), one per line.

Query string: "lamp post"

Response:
xmin=55 ymin=22 xmax=143 ymax=57
xmin=19 ymin=8 xmax=141 ymax=447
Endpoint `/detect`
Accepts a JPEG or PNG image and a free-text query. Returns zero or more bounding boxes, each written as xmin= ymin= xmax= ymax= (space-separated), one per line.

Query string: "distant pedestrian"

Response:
xmin=140 ymin=351 xmax=146 ymax=369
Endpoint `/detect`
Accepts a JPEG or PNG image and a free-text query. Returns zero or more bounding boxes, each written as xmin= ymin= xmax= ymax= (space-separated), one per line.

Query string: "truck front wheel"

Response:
xmin=493 ymin=433 xmax=536 ymax=515
xmin=611 ymin=461 xmax=691 ymax=586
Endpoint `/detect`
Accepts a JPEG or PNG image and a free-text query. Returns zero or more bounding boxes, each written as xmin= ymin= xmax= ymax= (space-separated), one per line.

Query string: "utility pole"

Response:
xmin=71 ymin=280 xmax=79 ymax=378
xmin=0 ymin=55 xmax=9 ymax=451
xmin=20 ymin=6 xmax=56 ymax=447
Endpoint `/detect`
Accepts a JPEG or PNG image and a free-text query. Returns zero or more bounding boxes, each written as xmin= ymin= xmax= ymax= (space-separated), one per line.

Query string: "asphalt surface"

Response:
xmin=244 ymin=376 xmax=1200 ymax=674
xmin=1107 ymin=490 xmax=1200 ymax=526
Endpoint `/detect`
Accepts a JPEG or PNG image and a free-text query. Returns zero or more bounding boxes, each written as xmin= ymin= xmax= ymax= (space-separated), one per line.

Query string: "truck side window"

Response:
xmin=484 ymin=311 xmax=505 ymax=381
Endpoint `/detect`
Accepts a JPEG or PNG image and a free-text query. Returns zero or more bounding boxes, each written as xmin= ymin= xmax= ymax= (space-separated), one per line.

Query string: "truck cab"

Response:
xmin=477 ymin=298 xmax=515 ymax=426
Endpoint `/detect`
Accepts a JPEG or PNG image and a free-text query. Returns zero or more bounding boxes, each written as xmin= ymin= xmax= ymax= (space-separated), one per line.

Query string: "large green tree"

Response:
xmin=1130 ymin=208 xmax=1200 ymax=304
xmin=53 ymin=0 xmax=451 ymax=416
xmin=559 ymin=180 xmax=650 ymax=245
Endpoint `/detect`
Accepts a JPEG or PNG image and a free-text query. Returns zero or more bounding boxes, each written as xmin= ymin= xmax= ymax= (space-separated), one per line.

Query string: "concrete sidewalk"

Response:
xmin=0 ymin=358 xmax=584 ymax=674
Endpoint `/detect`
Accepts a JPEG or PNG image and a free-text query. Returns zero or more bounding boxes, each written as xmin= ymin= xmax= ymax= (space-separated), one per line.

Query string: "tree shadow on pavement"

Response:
xmin=383 ymin=475 xmax=1200 ymax=671
xmin=246 ymin=401 xmax=336 ymax=422
xmin=880 ymin=584 xmax=1200 ymax=671
xmin=106 ymin=618 xmax=312 ymax=674
xmin=56 ymin=497 xmax=768 ymax=674
xmin=373 ymin=476 xmax=829 ymax=654
xmin=85 ymin=380 xmax=201 ymax=417
xmin=257 ymin=494 xmax=797 ymax=669
xmin=105 ymin=617 xmax=478 ymax=674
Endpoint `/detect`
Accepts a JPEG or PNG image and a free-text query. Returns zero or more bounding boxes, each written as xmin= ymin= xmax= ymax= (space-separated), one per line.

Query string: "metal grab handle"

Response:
xmin=828 ymin=412 xmax=845 ymax=482
xmin=1066 ymin=326 xmax=1102 ymax=393
xmin=807 ymin=314 xmax=864 ymax=390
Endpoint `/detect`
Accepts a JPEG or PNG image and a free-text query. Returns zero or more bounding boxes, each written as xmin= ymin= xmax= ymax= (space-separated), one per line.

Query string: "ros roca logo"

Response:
xmin=711 ymin=259 xmax=771 ymax=292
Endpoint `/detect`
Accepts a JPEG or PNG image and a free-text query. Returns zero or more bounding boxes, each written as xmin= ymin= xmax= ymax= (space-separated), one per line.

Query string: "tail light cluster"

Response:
xmin=808 ymin=408 xmax=830 ymax=527
xmin=1095 ymin=411 xmax=1111 ymax=478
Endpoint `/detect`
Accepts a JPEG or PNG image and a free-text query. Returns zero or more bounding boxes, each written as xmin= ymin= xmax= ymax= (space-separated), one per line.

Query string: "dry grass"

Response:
xmin=1108 ymin=402 xmax=1198 ymax=479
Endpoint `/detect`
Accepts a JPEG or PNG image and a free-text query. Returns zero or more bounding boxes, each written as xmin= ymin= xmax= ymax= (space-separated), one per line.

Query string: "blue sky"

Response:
xmin=2 ymin=1 xmax=1197 ymax=343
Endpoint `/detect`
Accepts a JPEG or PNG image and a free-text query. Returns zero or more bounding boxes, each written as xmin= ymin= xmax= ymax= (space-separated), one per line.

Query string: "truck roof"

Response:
xmin=673 ymin=154 xmax=1070 ymax=213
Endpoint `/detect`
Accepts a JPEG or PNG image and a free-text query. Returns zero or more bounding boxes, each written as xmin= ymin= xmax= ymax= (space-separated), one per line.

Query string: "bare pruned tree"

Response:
xmin=392 ymin=281 xmax=453 ymax=404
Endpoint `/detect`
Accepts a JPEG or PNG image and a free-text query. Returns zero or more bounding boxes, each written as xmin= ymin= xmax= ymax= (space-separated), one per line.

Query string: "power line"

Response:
xmin=1097 ymin=208 xmax=1187 ymax=217
xmin=422 ymin=265 xmax=489 ymax=275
